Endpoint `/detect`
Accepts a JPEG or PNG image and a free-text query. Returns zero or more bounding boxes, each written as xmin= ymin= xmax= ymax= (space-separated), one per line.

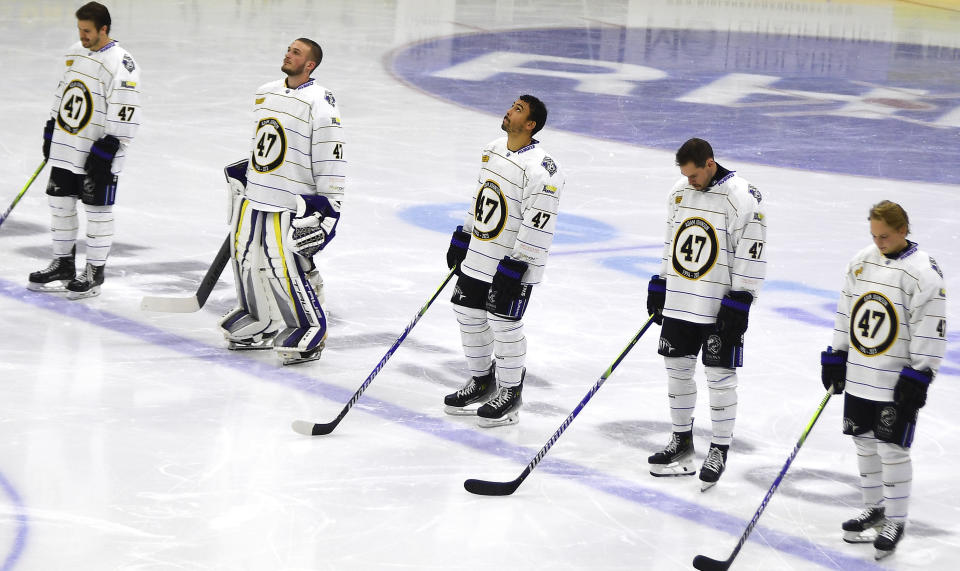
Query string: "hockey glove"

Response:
xmin=486 ymin=256 xmax=529 ymax=318
xmin=84 ymin=135 xmax=120 ymax=188
xmin=287 ymin=194 xmax=339 ymax=257
xmin=646 ymin=275 xmax=666 ymax=325
xmin=894 ymin=366 xmax=932 ymax=410
xmin=820 ymin=347 xmax=847 ymax=393
xmin=716 ymin=291 xmax=753 ymax=343
xmin=42 ymin=118 xmax=55 ymax=159
xmin=447 ymin=225 xmax=470 ymax=270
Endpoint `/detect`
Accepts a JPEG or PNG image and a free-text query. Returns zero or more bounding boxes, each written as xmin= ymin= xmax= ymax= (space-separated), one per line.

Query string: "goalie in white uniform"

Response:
xmin=645 ymin=138 xmax=767 ymax=490
xmin=820 ymin=200 xmax=946 ymax=560
xmin=219 ymin=38 xmax=345 ymax=366
xmin=443 ymin=95 xmax=564 ymax=427
xmin=28 ymin=1 xmax=141 ymax=300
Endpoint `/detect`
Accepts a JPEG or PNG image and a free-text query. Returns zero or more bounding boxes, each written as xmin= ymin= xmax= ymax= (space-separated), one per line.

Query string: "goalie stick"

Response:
xmin=692 ymin=388 xmax=835 ymax=571
xmin=0 ymin=159 xmax=47 ymax=229
xmin=464 ymin=314 xmax=656 ymax=496
xmin=291 ymin=266 xmax=457 ymax=436
xmin=140 ymin=235 xmax=230 ymax=312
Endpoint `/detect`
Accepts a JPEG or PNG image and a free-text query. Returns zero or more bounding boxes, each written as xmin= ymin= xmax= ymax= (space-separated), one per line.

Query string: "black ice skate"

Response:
xmin=476 ymin=379 xmax=523 ymax=428
xmin=65 ymin=262 xmax=104 ymax=300
xmin=27 ymin=246 xmax=76 ymax=293
xmin=444 ymin=365 xmax=496 ymax=416
xmin=648 ymin=431 xmax=695 ymax=477
xmin=874 ymin=520 xmax=905 ymax=560
xmin=699 ymin=444 xmax=728 ymax=491
xmin=842 ymin=507 xmax=886 ymax=543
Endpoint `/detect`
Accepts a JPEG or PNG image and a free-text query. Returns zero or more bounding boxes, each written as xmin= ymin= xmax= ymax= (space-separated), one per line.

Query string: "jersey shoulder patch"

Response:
xmin=748 ymin=184 xmax=762 ymax=203
xmin=929 ymin=256 xmax=943 ymax=278
xmin=541 ymin=156 xmax=557 ymax=176
xmin=324 ymin=90 xmax=336 ymax=107
xmin=122 ymin=54 xmax=136 ymax=72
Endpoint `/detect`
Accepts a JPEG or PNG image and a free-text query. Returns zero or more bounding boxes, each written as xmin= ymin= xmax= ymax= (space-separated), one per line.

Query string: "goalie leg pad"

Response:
xmin=220 ymin=206 xmax=280 ymax=342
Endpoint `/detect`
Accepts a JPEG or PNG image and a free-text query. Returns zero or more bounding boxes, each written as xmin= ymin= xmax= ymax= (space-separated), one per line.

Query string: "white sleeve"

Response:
xmin=907 ymin=262 xmax=947 ymax=375
xmin=659 ymin=190 xmax=678 ymax=277
xmin=310 ymin=95 xmax=346 ymax=210
xmin=104 ymin=53 xmax=141 ymax=145
xmin=511 ymin=157 xmax=563 ymax=270
xmin=729 ymin=190 xmax=767 ymax=295
xmin=831 ymin=261 xmax=856 ymax=352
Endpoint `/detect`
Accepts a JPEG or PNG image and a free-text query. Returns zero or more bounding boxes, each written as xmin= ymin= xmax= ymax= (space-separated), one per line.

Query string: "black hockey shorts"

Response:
xmin=657 ymin=317 xmax=744 ymax=368
xmin=46 ymin=166 xmax=118 ymax=206
xmin=842 ymin=393 xmax=918 ymax=448
xmin=451 ymin=272 xmax=532 ymax=321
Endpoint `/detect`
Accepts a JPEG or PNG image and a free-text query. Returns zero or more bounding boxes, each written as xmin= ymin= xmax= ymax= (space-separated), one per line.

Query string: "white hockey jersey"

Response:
xmin=659 ymin=166 xmax=767 ymax=324
xmin=243 ymin=78 xmax=346 ymax=213
xmin=460 ymin=137 xmax=564 ymax=284
xmin=831 ymin=242 xmax=947 ymax=402
xmin=48 ymin=40 xmax=141 ymax=175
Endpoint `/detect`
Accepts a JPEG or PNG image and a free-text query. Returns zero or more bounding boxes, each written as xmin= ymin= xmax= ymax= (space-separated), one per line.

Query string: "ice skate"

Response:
xmin=65 ymin=262 xmax=104 ymax=300
xmin=842 ymin=507 xmax=885 ymax=543
xmin=278 ymin=342 xmax=324 ymax=366
xmin=444 ymin=365 xmax=496 ymax=416
xmin=476 ymin=380 xmax=523 ymax=428
xmin=873 ymin=520 xmax=904 ymax=560
xmin=226 ymin=330 xmax=278 ymax=351
xmin=648 ymin=431 xmax=695 ymax=477
xmin=699 ymin=444 xmax=728 ymax=491
xmin=27 ymin=247 xmax=75 ymax=293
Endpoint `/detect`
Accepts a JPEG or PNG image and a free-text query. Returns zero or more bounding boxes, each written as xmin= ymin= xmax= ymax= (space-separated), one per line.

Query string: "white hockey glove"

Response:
xmin=287 ymin=212 xmax=336 ymax=257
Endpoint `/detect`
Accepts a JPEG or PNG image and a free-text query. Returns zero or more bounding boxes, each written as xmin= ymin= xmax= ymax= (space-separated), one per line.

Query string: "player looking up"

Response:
xmin=443 ymin=95 xmax=565 ymax=427
xmin=219 ymin=38 xmax=345 ymax=365
xmin=821 ymin=200 xmax=946 ymax=559
xmin=28 ymin=1 xmax=141 ymax=299
xmin=645 ymin=138 xmax=767 ymax=490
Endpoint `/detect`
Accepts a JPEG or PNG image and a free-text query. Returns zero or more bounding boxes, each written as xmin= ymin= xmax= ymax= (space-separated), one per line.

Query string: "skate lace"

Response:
xmin=455 ymin=379 xmax=482 ymax=398
xmin=855 ymin=507 xmax=881 ymax=523
xmin=878 ymin=521 xmax=902 ymax=541
xmin=702 ymin=447 xmax=724 ymax=472
xmin=663 ymin=433 xmax=681 ymax=454
xmin=486 ymin=386 xmax=516 ymax=408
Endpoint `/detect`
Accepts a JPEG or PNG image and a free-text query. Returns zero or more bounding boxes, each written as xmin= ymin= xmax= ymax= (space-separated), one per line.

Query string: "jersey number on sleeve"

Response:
xmin=748 ymin=241 xmax=764 ymax=259
xmin=531 ymin=211 xmax=551 ymax=229
xmin=332 ymin=143 xmax=343 ymax=159
xmin=117 ymin=106 xmax=136 ymax=121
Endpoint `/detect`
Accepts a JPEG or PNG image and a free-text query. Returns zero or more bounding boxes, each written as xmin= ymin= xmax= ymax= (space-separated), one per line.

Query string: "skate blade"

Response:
xmin=227 ymin=342 xmax=274 ymax=351
xmin=443 ymin=404 xmax=483 ymax=416
xmin=478 ymin=411 xmax=519 ymax=428
xmin=27 ymin=281 xmax=69 ymax=293
xmin=279 ymin=351 xmax=322 ymax=366
xmin=875 ymin=548 xmax=896 ymax=561
xmin=649 ymin=459 xmax=696 ymax=477
xmin=843 ymin=529 xmax=879 ymax=544
xmin=66 ymin=286 xmax=101 ymax=300
xmin=700 ymin=480 xmax=718 ymax=492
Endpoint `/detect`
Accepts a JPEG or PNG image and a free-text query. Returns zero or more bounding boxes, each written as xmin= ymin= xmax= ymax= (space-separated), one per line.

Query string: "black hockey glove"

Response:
xmin=716 ymin=291 xmax=753 ymax=343
xmin=646 ymin=275 xmax=666 ymax=325
xmin=84 ymin=135 xmax=120 ymax=188
xmin=42 ymin=118 xmax=55 ymax=160
xmin=894 ymin=366 xmax=932 ymax=410
xmin=486 ymin=256 xmax=528 ymax=318
xmin=820 ymin=347 xmax=847 ymax=393
xmin=447 ymin=225 xmax=470 ymax=270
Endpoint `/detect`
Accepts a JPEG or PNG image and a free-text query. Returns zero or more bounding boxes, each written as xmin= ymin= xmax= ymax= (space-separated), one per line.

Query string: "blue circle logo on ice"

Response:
xmin=390 ymin=28 xmax=960 ymax=184
xmin=400 ymin=203 xmax=618 ymax=245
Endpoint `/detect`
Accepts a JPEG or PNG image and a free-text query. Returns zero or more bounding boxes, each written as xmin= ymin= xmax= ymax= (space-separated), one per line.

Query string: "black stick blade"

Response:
xmin=291 ymin=420 xmax=336 ymax=436
xmin=463 ymin=477 xmax=523 ymax=496
xmin=692 ymin=555 xmax=730 ymax=571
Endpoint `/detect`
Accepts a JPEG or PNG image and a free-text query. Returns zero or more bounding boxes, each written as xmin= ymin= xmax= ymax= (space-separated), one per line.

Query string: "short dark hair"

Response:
xmin=296 ymin=38 xmax=323 ymax=74
xmin=675 ymin=138 xmax=714 ymax=168
xmin=76 ymin=2 xmax=111 ymax=34
xmin=519 ymin=94 xmax=547 ymax=136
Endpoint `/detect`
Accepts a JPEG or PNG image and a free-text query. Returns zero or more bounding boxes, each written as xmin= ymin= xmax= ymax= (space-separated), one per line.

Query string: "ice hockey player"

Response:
xmin=219 ymin=38 xmax=345 ymax=365
xmin=645 ymin=138 xmax=767 ymax=490
xmin=821 ymin=200 xmax=946 ymax=560
xmin=443 ymin=95 xmax=564 ymax=427
xmin=28 ymin=1 xmax=141 ymax=299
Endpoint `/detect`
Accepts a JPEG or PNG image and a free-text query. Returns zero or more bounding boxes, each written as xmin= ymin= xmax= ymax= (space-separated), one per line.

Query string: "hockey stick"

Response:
xmin=692 ymin=387 xmax=835 ymax=571
xmin=140 ymin=235 xmax=231 ymax=312
xmin=0 ymin=159 xmax=47 ymax=229
xmin=291 ymin=266 xmax=458 ymax=436
xmin=464 ymin=314 xmax=657 ymax=496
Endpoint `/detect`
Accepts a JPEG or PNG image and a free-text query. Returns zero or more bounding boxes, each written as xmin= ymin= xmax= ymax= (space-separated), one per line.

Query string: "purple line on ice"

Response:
xmin=0 ymin=280 xmax=884 ymax=571
xmin=0 ymin=470 xmax=28 ymax=571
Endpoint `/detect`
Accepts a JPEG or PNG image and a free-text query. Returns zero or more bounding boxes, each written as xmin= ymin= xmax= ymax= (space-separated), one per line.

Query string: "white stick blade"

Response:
xmin=140 ymin=295 xmax=201 ymax=313
xmin=291 ymin=420 xmax=317 ymax=436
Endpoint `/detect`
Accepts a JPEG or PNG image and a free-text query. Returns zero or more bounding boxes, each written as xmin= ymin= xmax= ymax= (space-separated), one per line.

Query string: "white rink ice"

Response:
xmin=1 ymin=1 xmax=959 ymax=570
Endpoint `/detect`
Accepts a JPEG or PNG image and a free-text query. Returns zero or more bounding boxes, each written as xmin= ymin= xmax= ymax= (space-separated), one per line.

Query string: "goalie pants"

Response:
xmin=220 ymin=200 xmax=326 ymax=352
